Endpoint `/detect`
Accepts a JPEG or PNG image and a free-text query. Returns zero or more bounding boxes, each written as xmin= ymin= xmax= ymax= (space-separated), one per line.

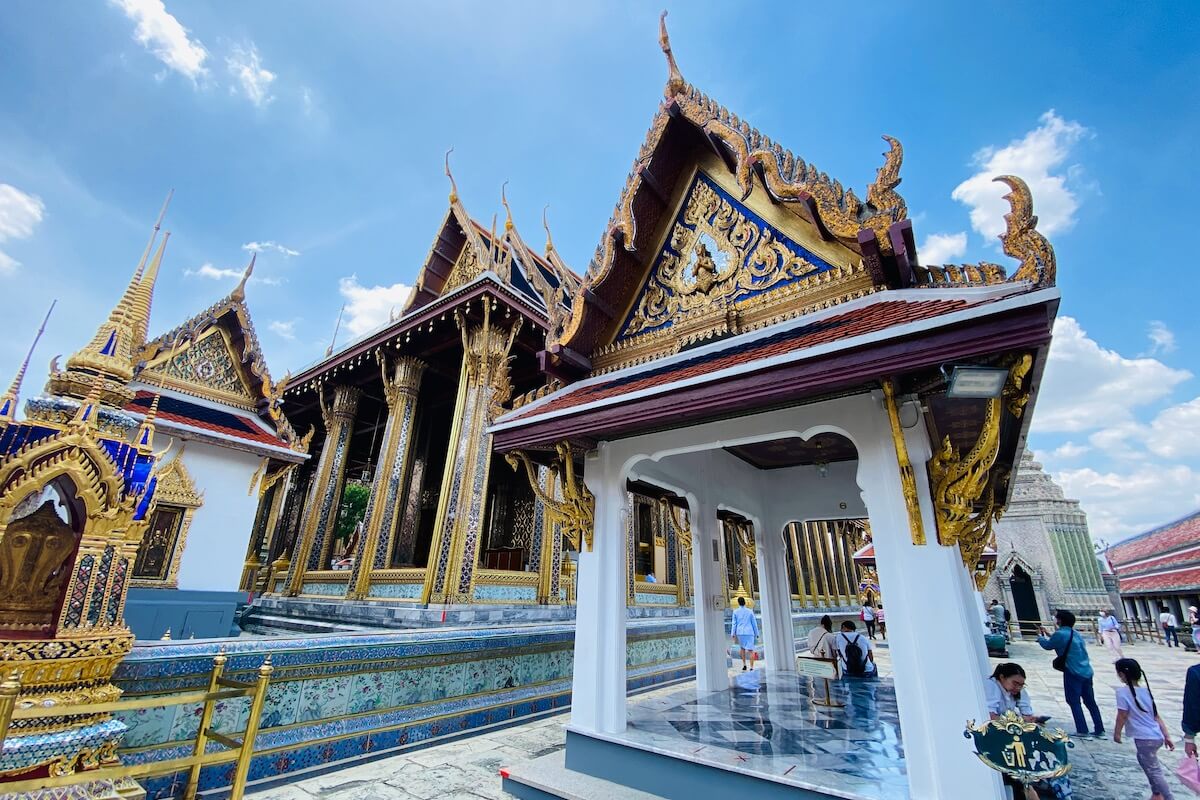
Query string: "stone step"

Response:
xmin=501 ymin=750 xmax=668 ymax=800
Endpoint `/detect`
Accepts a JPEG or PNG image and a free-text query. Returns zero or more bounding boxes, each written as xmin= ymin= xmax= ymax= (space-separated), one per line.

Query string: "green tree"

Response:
xmin=335 ymin=482 xmax=371 ymax=543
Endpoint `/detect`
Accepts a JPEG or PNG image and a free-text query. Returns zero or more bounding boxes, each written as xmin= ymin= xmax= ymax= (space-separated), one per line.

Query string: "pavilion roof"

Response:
xmin=124 ymin=389 xmax=302 ymax=462
xmin=1108 ymin=509 xmax=1200 ymax=570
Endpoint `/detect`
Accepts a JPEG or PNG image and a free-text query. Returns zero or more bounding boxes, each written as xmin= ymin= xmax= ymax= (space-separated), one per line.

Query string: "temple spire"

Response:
xmin=131 ymin=230 xmax=170 ymax=349
xmin=0 ymin=300 xmax=55 ymax=423
xmin=134 ymin=190 xmax=173 ymax=283
xmin=50 ymin=194 xmax=174 ymax=405
xmin=134 ymin=393 xmax=160 ymax=453
xmin=658 ymin=11 xmax=686 ymax=98
xmin=231 ymin=253 xmax=256 ymax=303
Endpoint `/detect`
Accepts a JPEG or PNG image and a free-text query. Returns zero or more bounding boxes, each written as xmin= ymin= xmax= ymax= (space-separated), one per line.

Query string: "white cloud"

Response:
xmin=951 ymin=110 xmax=1090 ymax=241
xmin=0 ymin=183 xmax=46 ymax=275
xmin=918 ymin=231 xmax=967 ymax=265
xmin=269 ymin=320 xmax=297 ymax=340
xmin=184 ymin=262 xmax=281 ymax=286
xmin=1144 ymin=320 xmax=1176 ymax=356
xmin=1050 ymin=442 xmax=1089 ymax=459
xmin=1057 ymin=463 xmax=1200 ymax=541
xmin=111 ymin=0 xmax=208 ymax=81
xmin=226 ymin=44 xmax=275 ymax=107
xmin=338 ymin=276 xmax=413 ymax=338
xmin=242 ymin=241 xmax=299 ymax=257
xmin=1032 ymin=316 xmax=1191 ymax=434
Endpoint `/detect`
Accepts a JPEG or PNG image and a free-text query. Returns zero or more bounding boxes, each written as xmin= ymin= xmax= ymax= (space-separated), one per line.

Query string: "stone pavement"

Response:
xmin=249 ymin=635 xmax=1200 ymax=800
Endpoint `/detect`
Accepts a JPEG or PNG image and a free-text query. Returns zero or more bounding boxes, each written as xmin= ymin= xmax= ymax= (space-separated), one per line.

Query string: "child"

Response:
xmin=1113 ymin=658 xmax=1175 ymax=800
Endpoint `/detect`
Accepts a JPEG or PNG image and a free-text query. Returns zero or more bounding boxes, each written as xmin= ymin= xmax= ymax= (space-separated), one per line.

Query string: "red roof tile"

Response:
xmin=126 ymin=391 xmax=291 ymax=451
xmin=508 ymin=298 xmax=969 ymax=423
xmin=1119 ymin=567 xmax=1200 ymax=594
xmin=1109 ymin=511 xmax=1200 ymax=569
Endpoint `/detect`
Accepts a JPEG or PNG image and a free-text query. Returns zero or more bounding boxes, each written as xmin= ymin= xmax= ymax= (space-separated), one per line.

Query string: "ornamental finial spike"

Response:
xmin=0 ymin=300 xmax=55 ymax=424
xmin=232 ymin=252 xmax=256 ymax=303
xmin=542 ymin=205 xmax=555 ymax=255
xmin=135 ymin=393 xmax=160 ymax=454
xmin=132 ymin=190 xmax=173 ymax=285
xmin=659 ymin=11 xmax=686 ymax=98
xmin=444 ymin=147 xmax=459 ymax=204
xmin=70 ymin=380 xmax=104 ymax=429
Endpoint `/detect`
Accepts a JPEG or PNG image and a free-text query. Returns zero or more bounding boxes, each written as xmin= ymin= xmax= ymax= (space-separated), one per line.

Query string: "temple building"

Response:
xmin=490 ymin=16 xmax=1060 ymax=800
xmin=982 ymin=451 xmax=1109 ymax=629
xmin=1109 ymin=509 xmax=1200 ymax=622
xmin=6 ymin=200 xmax=305 ymax=640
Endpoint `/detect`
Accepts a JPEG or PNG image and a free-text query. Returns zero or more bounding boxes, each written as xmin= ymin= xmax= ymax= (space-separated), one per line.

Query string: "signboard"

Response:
xmin=965 ymin=712 xmax=1073 ymax=784
xmin=795 ymin=656 xmax=837 ymax=680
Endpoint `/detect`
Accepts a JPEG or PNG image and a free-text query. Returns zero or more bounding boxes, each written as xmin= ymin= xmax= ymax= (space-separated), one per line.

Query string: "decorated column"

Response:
xmin=423 ymin=302 xmax=521 ymax=605
xmin=285 ymin=384 xmax=361 ymax=596
xmin=347 ymin=356 xmax=424 ymax=599
xmin=756 ymin=519 xmax=797 ymax=674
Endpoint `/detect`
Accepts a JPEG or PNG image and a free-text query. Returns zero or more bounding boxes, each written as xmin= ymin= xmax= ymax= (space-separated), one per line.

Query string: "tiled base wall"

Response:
xmin=112 ymin=619 xmax=697 ymax=798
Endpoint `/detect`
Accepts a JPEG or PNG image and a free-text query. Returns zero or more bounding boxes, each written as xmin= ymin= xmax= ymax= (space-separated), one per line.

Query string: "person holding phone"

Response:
xmin=1038 ymin=609 xmax=1104 ymax=738
xmin=984 ymin=663 xmax=1060 ymax=800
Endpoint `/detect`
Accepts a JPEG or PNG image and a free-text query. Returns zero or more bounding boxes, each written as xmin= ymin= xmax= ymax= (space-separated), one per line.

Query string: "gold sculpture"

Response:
xmin=881 ymin=379 xmax=926 ymax=546
xmin=929 ymin=355 xmax=1032 ymax=559
xmin=506 ymin=443 xmax=595 ymax=552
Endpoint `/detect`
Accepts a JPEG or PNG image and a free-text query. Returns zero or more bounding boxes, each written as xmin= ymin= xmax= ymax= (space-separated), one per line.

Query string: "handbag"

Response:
xmin=1052 ymin=629 xmax=1074 ymax=672
xmin=1176 ymin=756 xmax=1200 ymax=794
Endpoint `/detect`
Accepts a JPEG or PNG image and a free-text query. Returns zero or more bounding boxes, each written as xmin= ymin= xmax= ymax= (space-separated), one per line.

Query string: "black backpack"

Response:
xmin=842 ymin=633 xmax=867 ymax=676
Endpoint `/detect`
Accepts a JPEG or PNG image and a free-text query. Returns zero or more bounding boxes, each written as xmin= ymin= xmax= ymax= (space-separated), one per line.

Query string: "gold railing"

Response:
xmin=0 ymin=652 xmax=272 ymax=800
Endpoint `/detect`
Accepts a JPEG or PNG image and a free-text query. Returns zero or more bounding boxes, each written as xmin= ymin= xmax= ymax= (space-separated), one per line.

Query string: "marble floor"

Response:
xmin=251 ymin=634 xmax=1195 ymax=800
xmin=621 ymin=669 xmax=907 ymax=799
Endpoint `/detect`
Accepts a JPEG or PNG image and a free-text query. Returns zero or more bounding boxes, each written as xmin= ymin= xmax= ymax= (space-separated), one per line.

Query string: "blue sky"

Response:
xmin=0 ymin=2 xmax=1197 ymax=542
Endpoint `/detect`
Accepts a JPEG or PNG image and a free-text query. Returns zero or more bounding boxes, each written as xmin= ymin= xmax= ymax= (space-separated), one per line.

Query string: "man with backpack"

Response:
xmin=835 ymin=620 xmax=877 ymax=678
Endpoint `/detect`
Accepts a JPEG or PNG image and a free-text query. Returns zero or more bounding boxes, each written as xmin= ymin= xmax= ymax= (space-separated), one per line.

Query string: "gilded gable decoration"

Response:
xmin=142 ymin=328 xmax=253 ymax=405
xmin=152 ymin=446 xmax=203 ymax=508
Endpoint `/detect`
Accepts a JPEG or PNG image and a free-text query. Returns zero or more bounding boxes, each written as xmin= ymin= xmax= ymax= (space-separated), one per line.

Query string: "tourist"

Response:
xmin=644 ymin=572 xmax=657 ymax=584
xmin=834 ymin=620 xmax=876 ymax=678
xmin=1113 ymin=658 xmax=1175 ymax=800
xmin=984 ymin=663 xmax=1038 ymax=800
xmin=861 ymin=601 xmax=877 ymax=639
xmin=1038 ymin=610 xmax=1104 ymax=738
xmin=1161 ymin=606 xmax=1180 ymax=648
xmin=1181 ymin=660 xmax=1200 ymax=757
xmin=1190 ymin=606 xmax=1200 ymax=650
xmin=807 ymin=614 xmax=835 ymax=662
xmin=1098 ymin=610 xmax=1124 ymax=660
xmin=876 ymin=604 xmax=886 ymax=639
xmin=730 ymin=596 xmax=759 ymax=671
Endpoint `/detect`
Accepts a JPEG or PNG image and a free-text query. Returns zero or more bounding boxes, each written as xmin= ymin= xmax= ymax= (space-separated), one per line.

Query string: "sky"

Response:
xmin=0 ymin=2 xmax=1197 ymax=544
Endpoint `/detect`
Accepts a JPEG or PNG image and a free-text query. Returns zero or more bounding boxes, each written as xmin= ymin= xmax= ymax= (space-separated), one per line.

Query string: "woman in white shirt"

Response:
xmin=984 ymin=663 xmax=1042 ymax=800
xmin=1113 ymin=658 xmax=1175 ymax=800
xmin=807 ymin=614 xmax=835 ymax=661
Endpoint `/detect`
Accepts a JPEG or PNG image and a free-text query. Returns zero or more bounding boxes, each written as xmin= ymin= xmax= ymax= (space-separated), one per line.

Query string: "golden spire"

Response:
xmin=135 ymin=393 xmax=160 ymax=453
xmin=69 ymin=380 xmax=104 ymax=430
xmin=659 ymin=11 xmax=686 ymax=98
xmin=0 ymin=300 xmax=55 ymax=423
xmin=50 ymin=194 xmax=173 ymax=406
xmin=231 ymin=253 xmax=256 ymax=303
xmin=131 ymin=230 xmax=171 ymax=349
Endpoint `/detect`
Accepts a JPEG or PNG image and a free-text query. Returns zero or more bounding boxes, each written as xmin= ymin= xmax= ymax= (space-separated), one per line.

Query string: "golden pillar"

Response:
xmin=533 ymin=467 xmax=566 ymax=604
xmin=787 ymin=523 xmax=807 ymax=606
xmin=347 ymin=356 xmax=425 ymax=600
xmin=285 ymin=384 xmax=361 ymax=595
xmin=423 ymin=304 xmax=521 ymax=605
xmin=241 ymin=465 xmax=293 ymax=592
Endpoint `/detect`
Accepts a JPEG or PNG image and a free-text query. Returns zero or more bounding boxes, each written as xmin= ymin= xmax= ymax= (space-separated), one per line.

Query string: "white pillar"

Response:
xmin=570 ymin=443 xmax=628 ymax=734
xmin=857 ymin=403 xmax=1003 ymax=800
xmin=755 ymin=518 xmax=796 ymax=674
xmin=688 ymin=492 xmax=730 ymax=693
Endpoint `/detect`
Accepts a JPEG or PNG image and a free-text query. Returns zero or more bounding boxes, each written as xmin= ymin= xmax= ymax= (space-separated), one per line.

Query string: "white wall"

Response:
xmin=161 ymin=434 xmax=262 ymax=592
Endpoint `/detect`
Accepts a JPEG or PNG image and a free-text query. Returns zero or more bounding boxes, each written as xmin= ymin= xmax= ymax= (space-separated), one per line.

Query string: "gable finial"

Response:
xmin=659 ymin=11 xmax=686 ymax=98
xmin=0 ymin=300 xmax=55 ymax=423
xmin=232 ymin=252 xmax=256 ymax=303
xmin=325 ymin=303 xmax=346 ymax=357
xmin=501 ymin=181 xmax=514 ymax=232
xmin=444 ymin=148 xmax=459 ymax=204
xmin=542 ymin=205 xmax=556 ymax=256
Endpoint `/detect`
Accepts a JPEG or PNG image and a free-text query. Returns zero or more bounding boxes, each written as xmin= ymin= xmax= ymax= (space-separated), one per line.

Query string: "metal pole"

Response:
xmin=229 ymin=656 xmax=273 ymax=800
xmin=184 ymin=650 xmax=226 ymax=800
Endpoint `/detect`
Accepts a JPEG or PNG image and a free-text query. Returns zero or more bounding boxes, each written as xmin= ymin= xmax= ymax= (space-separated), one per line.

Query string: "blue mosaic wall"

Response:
xmin=113 ymin=619 xmax=697 ymax=798
xmin=366 ymin=582 xmax=424 ymax=600
xmin=635 ymin=592 xmax=679 ymax=606
xmin=473 ymin=584 xmax=538 ymax=603
xmin=301 ymin=582 xmax=348 ymax=597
